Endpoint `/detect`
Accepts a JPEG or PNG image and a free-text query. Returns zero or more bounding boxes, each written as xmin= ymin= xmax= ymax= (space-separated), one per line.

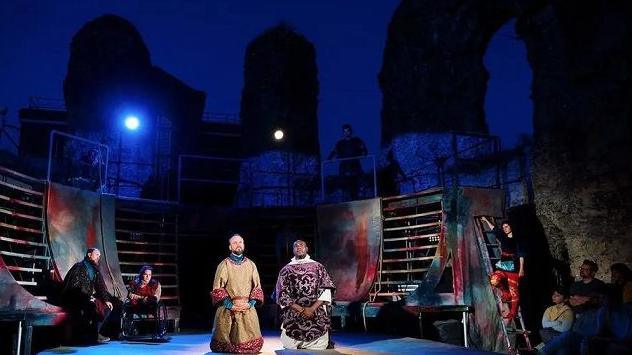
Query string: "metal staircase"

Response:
xmin=474 ymin=216 xmax=532 ymax=354
xmin=369 ymin=188 xmax=443 ymax=301
xmin=0 ymin=166 xmax=50 ymax=300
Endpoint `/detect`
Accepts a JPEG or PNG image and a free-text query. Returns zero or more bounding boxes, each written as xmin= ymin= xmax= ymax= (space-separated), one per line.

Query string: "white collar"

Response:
xmin=289 ymin=254 xmax=315 ymax=265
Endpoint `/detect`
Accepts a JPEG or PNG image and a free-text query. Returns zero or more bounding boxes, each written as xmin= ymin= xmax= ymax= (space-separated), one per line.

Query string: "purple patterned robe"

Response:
xmin=275 ymin=260 xmax=335 ymax=342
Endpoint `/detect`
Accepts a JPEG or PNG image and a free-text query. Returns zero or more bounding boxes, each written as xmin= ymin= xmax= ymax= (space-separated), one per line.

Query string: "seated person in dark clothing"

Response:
xmin=541 ymin=261 xmax=608 ymax=355
xmin=569 ymin=259 xmax=607 ymax=312
xmin=610 ymin=263 xmax=632 ymax=305
xmin=122 ymin=265 xmax=165 ymax=338
xmin=61 ymin=248 xmax=117 ymax=343
xmin=542 ymin=276 xmax=631 ymax=355
xmin=327 ymin=124 xmax=368 ymax=200
xmin=378 ymin=149 xmax=407 ymax=197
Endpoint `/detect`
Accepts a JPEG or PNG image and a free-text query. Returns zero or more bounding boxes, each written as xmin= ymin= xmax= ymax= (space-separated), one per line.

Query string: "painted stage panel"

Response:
xmin=47 ymin=183 xmax=126 ymax=299
xmin=452 ymin=187 xmax=506 ymax=352
xmin=316 ymin=198 xmax=381 ymax=302
xmin=0 ymin=256 xmax=66 ymax=325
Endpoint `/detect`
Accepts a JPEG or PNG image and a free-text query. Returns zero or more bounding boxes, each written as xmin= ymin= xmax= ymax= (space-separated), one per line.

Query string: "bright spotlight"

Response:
xmin=274 ymin=129 xmax=284 ymax=141
xmin=124 ymin=116 xmax=140 ymax=130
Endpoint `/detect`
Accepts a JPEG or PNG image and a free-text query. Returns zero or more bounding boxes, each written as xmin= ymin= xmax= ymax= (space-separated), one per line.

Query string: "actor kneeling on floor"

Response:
xmin=275 ymin=239 xmax=336 ymax=350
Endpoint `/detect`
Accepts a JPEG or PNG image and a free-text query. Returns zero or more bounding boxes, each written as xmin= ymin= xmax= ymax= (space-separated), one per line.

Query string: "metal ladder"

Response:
xmin=369 ymin=188 xmax=443 ymax=302
xmin=474 ymin=216 xmax=532 ymax=354
xmin=0 ymin=166 xmax=51 ymax=300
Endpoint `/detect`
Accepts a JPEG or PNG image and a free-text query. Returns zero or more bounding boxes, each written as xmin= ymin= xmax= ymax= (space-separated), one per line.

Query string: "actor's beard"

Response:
xmin=296 ymin=254 xmax=306 ymax=259
xmin=87 ymin=258 xmax=98 ymax=267
xmin=233 ymin=250 xmax=243 ymax=256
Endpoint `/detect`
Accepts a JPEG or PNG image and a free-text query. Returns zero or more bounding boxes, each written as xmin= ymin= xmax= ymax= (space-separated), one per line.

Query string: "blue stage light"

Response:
xmin=124 ymin=116 xmax=140 ymax=130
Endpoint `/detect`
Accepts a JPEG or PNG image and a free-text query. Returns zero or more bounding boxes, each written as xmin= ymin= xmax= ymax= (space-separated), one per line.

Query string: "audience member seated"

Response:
xmin=569 ymin=260 xmax=607 ymax=315
xmin=61 ymin=248 xmax=119 ymax=344
xmin=541 ymin=260 xmax=608 ymax=354
xmin=539 ymin=288 xmax=574 ymax=345
xmin=583 ymin=262 xmax=632 ymax=354
xmin=121 ymin=265 xmax=167 ymax=339
xmin=610 ymin=263 xmax=632 ymax=305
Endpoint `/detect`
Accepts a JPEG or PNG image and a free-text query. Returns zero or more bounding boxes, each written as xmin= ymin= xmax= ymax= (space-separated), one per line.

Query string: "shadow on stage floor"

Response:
xmin=38 ymin=330 xmax=499 ymax=354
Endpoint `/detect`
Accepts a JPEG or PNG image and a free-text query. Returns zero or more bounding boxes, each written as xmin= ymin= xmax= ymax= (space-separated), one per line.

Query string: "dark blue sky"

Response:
xmin=0 ymin=0 xmax=532 ymax=156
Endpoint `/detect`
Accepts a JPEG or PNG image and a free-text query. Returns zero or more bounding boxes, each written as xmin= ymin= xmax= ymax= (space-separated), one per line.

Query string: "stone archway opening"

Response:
xmin=483 ymin=19 xmax=534 ymax=150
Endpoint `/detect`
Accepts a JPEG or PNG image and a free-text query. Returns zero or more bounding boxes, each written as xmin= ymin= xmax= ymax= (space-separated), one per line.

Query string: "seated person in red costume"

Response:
xmin=122 ymin=265 xmax=167 ymax=339
xmin=126 ymin=265 xmax=162 ymax=311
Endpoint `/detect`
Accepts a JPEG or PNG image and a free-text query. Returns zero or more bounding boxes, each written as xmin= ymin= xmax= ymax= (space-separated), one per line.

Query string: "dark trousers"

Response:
xmin=540 ymin=327 xmax=561 ymax=344
xmin=66 ymin=297 xmax=114 ymax=342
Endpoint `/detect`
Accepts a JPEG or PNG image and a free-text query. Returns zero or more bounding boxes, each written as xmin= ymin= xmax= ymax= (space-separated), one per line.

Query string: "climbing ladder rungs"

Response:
xmin=116 ymin=229 xmax=177 ymax=237
xmin=6 ymin=265 xmax=43 ymax=273
xmin=0 ymin=222 xmax=43 ymax=234
xmin=118 ymin=250 xmax=176 ymax=256
xmin=384 ymin=245 xmax=437 ymax=252
xmin=382 ymin=256 xmax=435 ymax=263
xmin=381 ymin=187 xmax=443 ymax=201
xmin=383 ymin=233 xmax=439 ymax=242
xmin=0 ymin=194 xmax=43 ymax=208
xmin=116 ymin=218 xmax=175 ymax=225
xmin=120 ymin=261 xmax=177 ymax=266
xmin=380 ymin=268 xmax=429 ymax=274
xmin=507 ymin=329 xmax=531 ymax=335
xmin=16 ymin=280 xmax=38 ymax=286
xmin=383 ymin=210 xmax=442 ymax=221
xmin=121 ymin=273 xmax=177 ymax=278
xmin=0 ymin=166 xmax=44 ymax=182
xmin=474 ymin=217 xmax=533 ymax=352
xmin=375 ymin=280 xmax=423 ymax=285
xmin=383 ymin=221 xmax=441 ymax=232
xmin=371 ymin=292 xmax=408 ymax=297
xmin=0 ymin=180 xmax=43 ymax=196
xmin=0 ymin=236 xmax=47 ymax=247
xmin=0 ymin=250 xmax=50 ymax=260
xmin=116 ymin=239 xmax=176 ymax=246
xmin=0 ymin=207 xmax=43 ymax=221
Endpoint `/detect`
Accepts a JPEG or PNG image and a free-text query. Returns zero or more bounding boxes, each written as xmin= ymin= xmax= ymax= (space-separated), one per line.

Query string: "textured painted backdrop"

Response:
xmin=47 ymin=183 xmax=126 ymax=299
xmin=316 ymin=198 xmax=381 ymax=301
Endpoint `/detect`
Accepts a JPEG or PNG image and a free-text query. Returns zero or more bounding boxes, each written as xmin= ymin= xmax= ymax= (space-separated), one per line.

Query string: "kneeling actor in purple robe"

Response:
xmin=275 ymin=240 xmax=336 ymax=350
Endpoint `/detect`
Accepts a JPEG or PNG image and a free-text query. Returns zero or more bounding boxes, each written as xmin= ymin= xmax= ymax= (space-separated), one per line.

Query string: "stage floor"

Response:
xmin=38 ymin=330 xmax=498 ymax=354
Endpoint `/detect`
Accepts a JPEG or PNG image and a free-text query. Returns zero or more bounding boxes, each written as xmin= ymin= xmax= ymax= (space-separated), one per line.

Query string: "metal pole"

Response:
xmin=372 ymin=155 xmax=377 ymax=197
xmin=177 ymin=155 xmax=182 ymax=202
xmin=117 ymin=131 xmax=122 ymax=196
xmin=16 ymin=320 xmax=22 ymax=355
xmin=320 ymin=160 xmax=325 ymax=201
xmin=462 ymin=311 xmax=469 ymax=347
xmin=47 ymin=131 xmax=55 ymax=183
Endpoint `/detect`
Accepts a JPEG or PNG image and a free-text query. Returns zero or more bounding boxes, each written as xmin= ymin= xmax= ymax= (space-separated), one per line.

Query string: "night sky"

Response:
xmin=0 ymin=0 xmax=532 ymax=156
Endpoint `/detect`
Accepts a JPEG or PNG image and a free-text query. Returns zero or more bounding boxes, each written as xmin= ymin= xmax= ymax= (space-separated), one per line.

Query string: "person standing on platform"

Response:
xmin=209 ymin=234 xmax=264 ymax=353
xmin=61 ymin=248 xmax=116 ymax=343
xmin=327 ymin=123 xmax=368 ymax=200
xmin=481 ymin=216 xmax=525 ymax=320
xmin=275 ymin=240 xmax=336 ymax=350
